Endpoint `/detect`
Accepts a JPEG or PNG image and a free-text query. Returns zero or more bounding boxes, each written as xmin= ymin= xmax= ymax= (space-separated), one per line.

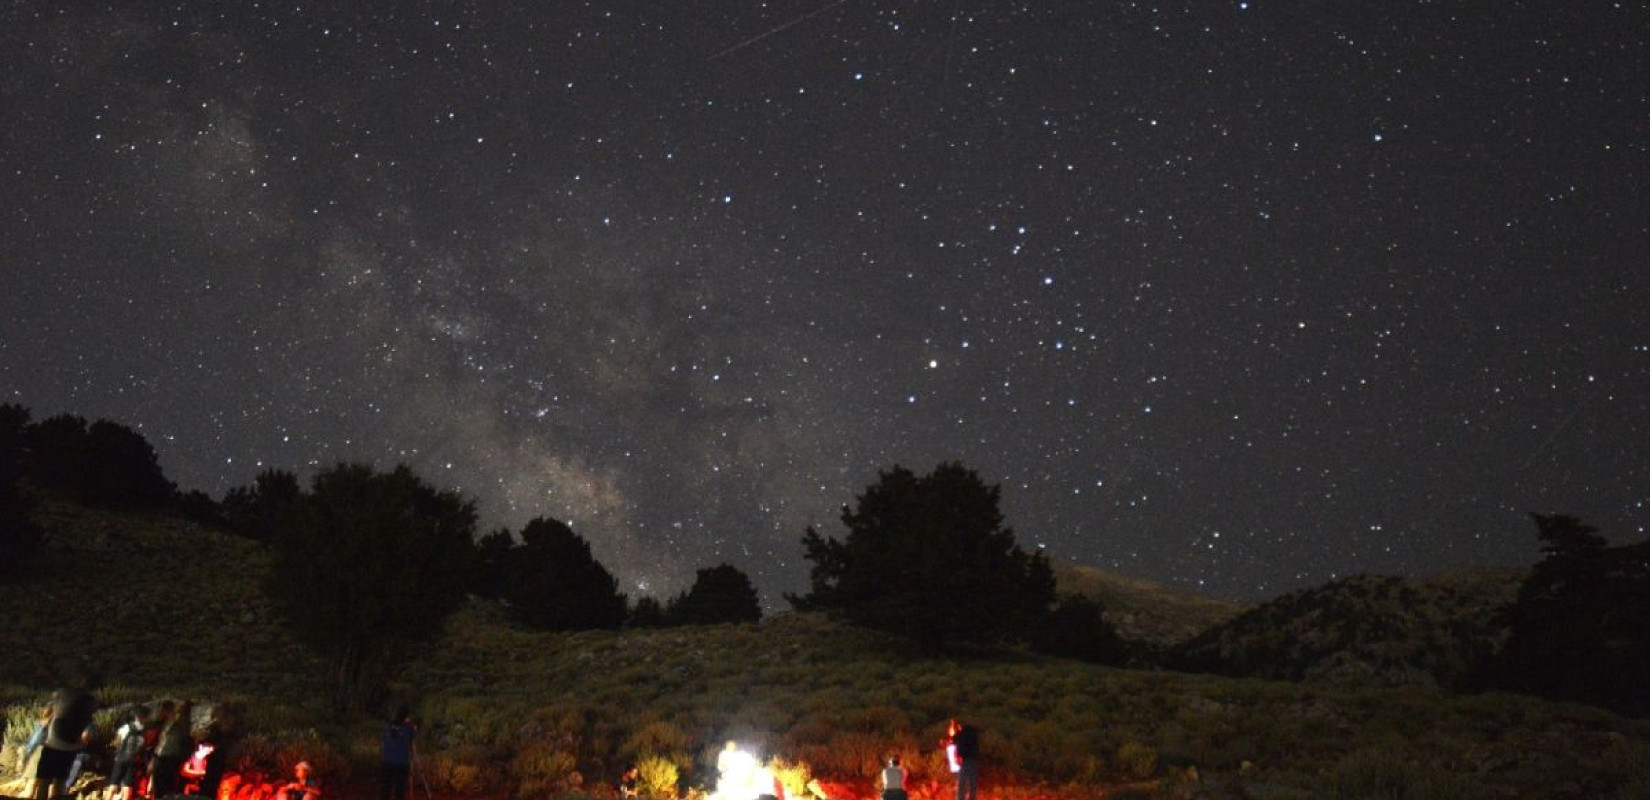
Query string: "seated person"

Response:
xmin=276 ymin=761 xmax=322 ymax=800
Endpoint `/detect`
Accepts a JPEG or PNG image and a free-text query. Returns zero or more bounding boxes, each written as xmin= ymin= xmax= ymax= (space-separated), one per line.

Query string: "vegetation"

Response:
xmin=666 ymin=564 xmax=763 ymax=626
xmin=788 ymin=462 xmax=1055 ymax=651
xmin=0 ymin=405 xmax=177 ymax=509
xmin=1170 ymin=569 xmax=1521 ymax=690
xmin=268 ymin=463 xmax=480 ymax=711
xmin=499 ymin=517 xmax=628 ymax=631
xmin=2 ymin=504 xmax=1649 ymax=800
xmin=0 ymin=405 xmax=43 ymax=576
xmin=1490 ymin=514 xmax=1650 ymax=717
xmin=221 ymin=468 xmax=301 ymax=541
xmin=1050 ymin=560 xmax=1247 ymax=647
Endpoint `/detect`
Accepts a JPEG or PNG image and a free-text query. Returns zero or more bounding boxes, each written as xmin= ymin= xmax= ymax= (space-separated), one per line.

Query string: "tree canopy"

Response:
xmin=668 ymin=563 xmax=762 ymax=625
xmin=267 ymin=463 xmax=479 ymax=711
xmin=222 ymin=468 xmax=301 ymax=540
xmin=788 ymin=462 xmax=1055 ymax=650
xmin=500 ymin=517 xmax=628 ymax=631
xmin=1493 ymin=513 xmax=1650 ymax=717
xmin=0 ymin=405 xmax=43 ymax=577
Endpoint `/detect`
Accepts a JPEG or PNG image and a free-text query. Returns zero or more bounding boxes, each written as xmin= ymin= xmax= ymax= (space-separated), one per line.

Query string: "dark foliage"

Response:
xmin=667 ymin=563 xmax=762 ymax=625
xmin=787 ymin=462 xmax=1056 ymax=650
xmin=499 ymin=517 xmax=627 ymax=631
xmin=222 ymin=468 xmax=301 ymax=540
xmin=472 ymin=527 xmax=515 ymax=600
xmin=1492 ymin=513 xmax=1650 ymax=717
xmin=12 ymin=412 xmax=176 ymax=508
xmin=1168 ymin=572 xmax=1514 ymax=690
xmin=1034 ymin=594 xmax=1129 ymax=665
xmin=267 ymin=463 xmax=479 ymax=712
xmin=174 ymin=489 xmax=225 ymax=526
xmin=627 ymin=596 xmax=668 ymax=628
xmin=0 ymin=405 xmax=43 ymax=576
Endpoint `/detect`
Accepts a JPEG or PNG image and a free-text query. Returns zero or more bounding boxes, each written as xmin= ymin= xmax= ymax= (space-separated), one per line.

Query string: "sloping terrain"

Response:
xmin=0 ymin=502 xmax=317 ymax=693
xmin=2 ymin=505 xmax=1646 ymax=800
xmin=1051 ymin=560 xmax=1247 ymax=646
xmin=1171 ymin=569 xmax=1524 ymax=689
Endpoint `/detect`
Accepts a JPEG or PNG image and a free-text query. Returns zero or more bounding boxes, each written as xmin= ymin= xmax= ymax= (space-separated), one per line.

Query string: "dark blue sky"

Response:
xmin=3 ymin=2 xmax=1645 ymax=602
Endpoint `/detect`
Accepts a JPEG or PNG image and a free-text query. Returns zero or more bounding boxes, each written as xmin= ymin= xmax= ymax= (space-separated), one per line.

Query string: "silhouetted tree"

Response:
xmin=82 ymin=420 xmax=176 ymax=506
xmin=1492 ymin=513 xmax=1650 ymax=717
xmin=500 ymin=517 xmax=627 ymax=631
xmin=1034 ymin=594 xmax=1128 ymax=665
xmin=267 ymin=463 xmax=479 ymax=712
xmin=0 ymin=404 xmax=29 ymax=469
xmin=472 ymin=527 xmax=515 ymax=600
xmin=628 ymin=596 xmax=668 ymax=628
xmin=222 ymin=468 xmax=302 ymax=540
xmin=0 ymin=406 xmax=43 ymax=578
xmin=21 ymin=414 xmax=174 ymax=507
xmin=173 ymin=489 xmax=224 ymax=526
xmin=668 ymin=563 xmax=762 ymax=625
xmin=1533 ymin=512 xmax=1607 ymax=556
xmin=24 ymin=414 xmax=94 ymax=495
xmin=788 ymin=462 xmax=1056 ymax=650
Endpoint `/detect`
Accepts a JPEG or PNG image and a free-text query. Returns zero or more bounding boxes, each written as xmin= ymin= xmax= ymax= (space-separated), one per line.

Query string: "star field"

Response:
xmin=2 ymin=2 xmax=1646 ymax=602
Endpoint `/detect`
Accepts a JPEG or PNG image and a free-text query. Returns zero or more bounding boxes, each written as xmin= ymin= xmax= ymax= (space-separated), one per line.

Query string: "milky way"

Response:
xmin=3 ymin=2 xmax=1646 ymax=602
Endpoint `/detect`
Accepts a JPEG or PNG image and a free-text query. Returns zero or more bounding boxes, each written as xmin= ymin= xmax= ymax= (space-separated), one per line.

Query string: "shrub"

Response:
xmin=1323 ymin=749 xmax=1484 ymax=800
xmin=1116 ymin=741 xmax=1158 ymax=780
xmin=422 ymin=746 xmax=499 ymax=796
xmin=512 ymin=742 xmax=580 ymax=800
xmin=636 ymin=754 xmax=681 ymax=799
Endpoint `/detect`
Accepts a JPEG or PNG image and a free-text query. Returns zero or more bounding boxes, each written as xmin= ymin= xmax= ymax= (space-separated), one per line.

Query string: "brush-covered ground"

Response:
xmin=2 ymin=505 xmax=1648 ymax=800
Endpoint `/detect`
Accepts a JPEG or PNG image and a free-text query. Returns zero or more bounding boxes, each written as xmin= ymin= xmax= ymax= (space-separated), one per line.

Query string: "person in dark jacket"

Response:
xmin=150 ymin=700 xmax=193 ymax=797
xmin=32 ymin=689 xmax=97 ymax=800
xmin=379 ymin=707 xmax=417 ymax=800
xmin=952 ymin=722 xmax=980 ymax=800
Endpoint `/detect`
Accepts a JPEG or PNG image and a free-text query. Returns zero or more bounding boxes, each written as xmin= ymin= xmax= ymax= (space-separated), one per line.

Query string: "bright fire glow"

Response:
xmin=710 ymin=744 xmax=782 ymax=800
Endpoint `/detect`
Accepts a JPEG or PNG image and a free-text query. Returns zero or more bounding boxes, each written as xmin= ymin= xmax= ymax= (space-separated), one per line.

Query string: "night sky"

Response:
xmin=4 ymin=2 xmax=1646 ymax=603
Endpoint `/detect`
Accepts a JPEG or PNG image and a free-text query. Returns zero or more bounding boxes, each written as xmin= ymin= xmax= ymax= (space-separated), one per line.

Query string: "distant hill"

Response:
xmin=4 ymin=504 xmax=1647 ymax=800
xmin=0 ymin=502 xmax=315 ymax=692
xmin=1170 ymin=568 xmax=1525 ymax=689
xmin=1051 ymin=560 xmax=1248 ymax=646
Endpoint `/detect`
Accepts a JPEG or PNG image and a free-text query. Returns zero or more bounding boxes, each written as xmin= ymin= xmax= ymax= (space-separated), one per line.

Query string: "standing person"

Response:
xmin=150 ymin=701 xmax=193 ymax=797
xmin=952 ymin=722 xmax=980 ymax=800
xmin=379 ymin=707 xmax=417 ymax=800
xmin=194 ymin=705 xmax=237 ymax=800
xmin=31 ymin=688 xmax=97 ymax=800
xmin=879 ymin=756 xmax=907 ymax=800
xmin=9 ymin=705 xmax=51 ymax=798
xmin=106 ymin=706 xmax=154 ymax=800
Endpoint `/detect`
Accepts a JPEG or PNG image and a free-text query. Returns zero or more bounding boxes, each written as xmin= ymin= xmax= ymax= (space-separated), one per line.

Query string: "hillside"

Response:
xmin=1051 ymin=560 xmax=1247 ymax=646
xmin=2 ymin=505 xmax=1648 ymax=800
xmin=1171 ymin=569 xmax=1525 ymax=690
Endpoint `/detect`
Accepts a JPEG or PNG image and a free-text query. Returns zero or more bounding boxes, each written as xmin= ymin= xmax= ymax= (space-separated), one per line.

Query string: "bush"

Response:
xmin=423 ymin=746 xmax=499 ymax=796
xmin=636 ymin=754 xmax=681 ymax=799
xmin=1323 ymin=749 xmax=1484 ymax=800
xmin=512 ymin=742 xmax=580 ymax=799
xmin=1115 ymin=741 xmax=1158 ymax=780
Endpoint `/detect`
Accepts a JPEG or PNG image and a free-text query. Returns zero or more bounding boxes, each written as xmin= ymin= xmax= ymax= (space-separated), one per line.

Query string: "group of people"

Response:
xmin=13 ymin=691 xmax=978 ymax=800
xmin=876 ymin=719 xmax=981 ymax=800
xmin=10 ymin=691 xmax=227 ymax=800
